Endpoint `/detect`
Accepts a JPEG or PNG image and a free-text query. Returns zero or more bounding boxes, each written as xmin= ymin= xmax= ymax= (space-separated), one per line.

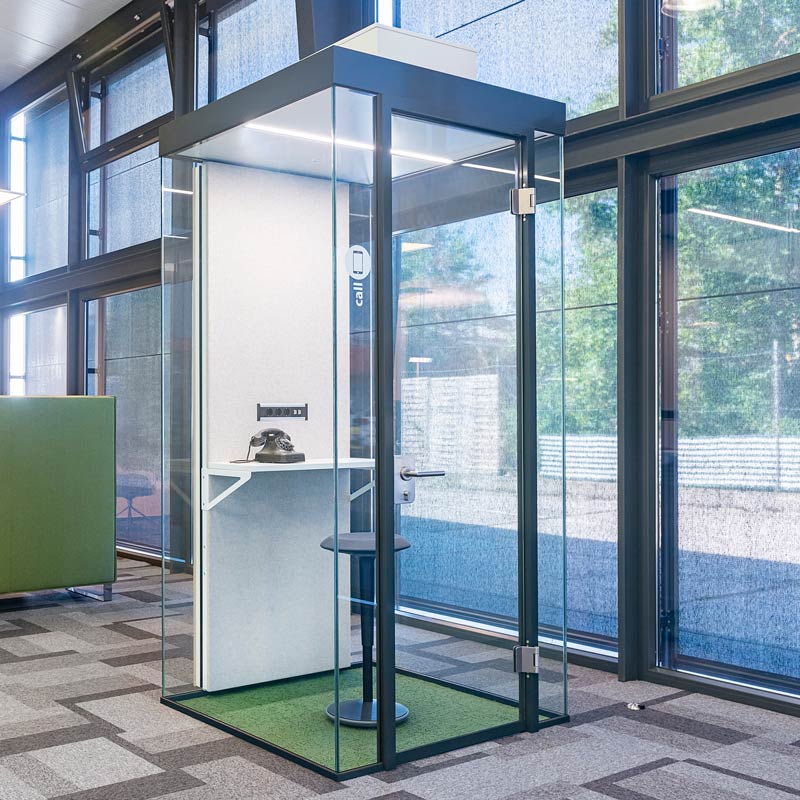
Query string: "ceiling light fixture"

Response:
xmin=0 ymin=189 xmax=24 ymax=206
xmin=687 ymin=207 xmax=800 ymax=234
xmin=401 ymin=242 xmax=433 ymax=253
xmin=408 ymin=356 xmax=433 ymax=363
xmin=661 ymin=0 xmax=720 ymax=17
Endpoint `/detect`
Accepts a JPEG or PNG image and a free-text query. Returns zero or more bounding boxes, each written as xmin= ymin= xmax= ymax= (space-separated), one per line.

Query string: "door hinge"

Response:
xmin=513 ymin=645 xmax=539 ymax=674
xmin=510 ymin=187 xmax=536 ymax=216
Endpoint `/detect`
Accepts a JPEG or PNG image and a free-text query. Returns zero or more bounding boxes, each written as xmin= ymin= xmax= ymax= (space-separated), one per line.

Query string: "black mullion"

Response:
xmin=658 ymin=176 xmax=679 ymax=671
xmin=66 ymin=288 xmax=81 ymax=394
xmin=619 ymin=0 xmax=649 ymax=118
xmin=207 ymin=11 xmax=218 ymax=105
xmin=617 ymin=155 xmax=657 ymax=682
xmin=173 ymin=0 xmax=198 ymax=118
xmin=517 ymin=132 xmax=539 ymax=731
xmin=374 ymin=96 xmax=396 ymax=771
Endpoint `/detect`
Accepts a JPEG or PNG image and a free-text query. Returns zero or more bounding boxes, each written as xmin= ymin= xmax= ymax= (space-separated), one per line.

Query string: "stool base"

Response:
xmin=325 ymin=699 xmax=409 ymax=728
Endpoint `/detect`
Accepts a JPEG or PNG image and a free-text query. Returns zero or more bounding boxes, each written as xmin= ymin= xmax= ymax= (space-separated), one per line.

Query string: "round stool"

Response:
xmin=320 ymin=531 xmax=410 ymax=728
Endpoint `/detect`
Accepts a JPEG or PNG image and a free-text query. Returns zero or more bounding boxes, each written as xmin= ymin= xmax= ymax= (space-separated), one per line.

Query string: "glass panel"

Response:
xmin=561 ymin=190 xmax=618 ymax=646
xmin=6 ymin=306 xmax=67 ymax=396
xmin=86 ymin=287 xmax=162 ymax=554
xmin=213 ymin=0 xmax=299 ymax=100
xmin=86 ymin=45 xmax=172 ymax=148
xmin=8 ymin=89 xmax=69 ymax=280
xmin=162 ymin=88 xmax=380 ymax=772
xmin=393 ymin=115 xmax=523 ymax=748
xmin=659 ymin=148 xmax=800 ymax=694
xmin=87 ymin=143 xmax=162 ymax=257
xmin=534 ymin=133 xmax=567 ymax=717
xmin=659 ymin=0 xmax=800 ymax=91
xmin=395 ymin=1 xmax=618 ymax=118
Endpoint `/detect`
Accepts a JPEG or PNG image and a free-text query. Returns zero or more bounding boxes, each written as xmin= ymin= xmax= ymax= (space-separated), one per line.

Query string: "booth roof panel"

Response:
xmin=173 ymin=88 xmax=515 ymax=184
xmin=159 ymin=47 xmax=566 ymax=162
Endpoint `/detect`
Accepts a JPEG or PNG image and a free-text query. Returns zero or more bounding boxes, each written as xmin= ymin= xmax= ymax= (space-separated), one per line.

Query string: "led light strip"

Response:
xmin=244 ymin=121 xmax=561 ymax=183
xmin=688 ymin=207 xmax=800 ymax=234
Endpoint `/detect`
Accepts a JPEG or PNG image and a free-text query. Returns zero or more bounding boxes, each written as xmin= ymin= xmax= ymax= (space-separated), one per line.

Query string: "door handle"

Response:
xmin=399 ymin=467 xmax=445 ymax=481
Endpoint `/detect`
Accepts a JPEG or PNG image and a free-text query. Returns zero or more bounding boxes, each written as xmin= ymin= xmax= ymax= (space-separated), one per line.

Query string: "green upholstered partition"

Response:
xmin=0 ymin=396 xmax=116 ymax=594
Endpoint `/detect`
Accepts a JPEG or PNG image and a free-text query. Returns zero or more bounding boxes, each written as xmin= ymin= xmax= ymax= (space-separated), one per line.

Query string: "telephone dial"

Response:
xmin=249 ymin=428 xmax=305 ymax=464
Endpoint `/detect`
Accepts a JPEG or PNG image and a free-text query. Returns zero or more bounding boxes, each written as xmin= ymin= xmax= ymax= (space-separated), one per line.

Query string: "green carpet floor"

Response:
xmin=178 ymin=669 xmax=519 ymax=772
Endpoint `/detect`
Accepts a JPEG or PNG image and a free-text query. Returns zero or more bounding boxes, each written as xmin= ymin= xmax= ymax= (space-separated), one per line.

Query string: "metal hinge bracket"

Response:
xmin=513 ymin=645 xmax=539 ymax=674
xmin=510 ymin=187 xmax=536 ymax=216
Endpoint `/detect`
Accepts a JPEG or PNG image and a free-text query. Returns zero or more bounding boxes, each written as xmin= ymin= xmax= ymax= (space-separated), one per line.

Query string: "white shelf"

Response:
xmin=206 ymin=457 xmax=373 ymax=475
xmin=201 ymin=458 xmax=374 ymax=511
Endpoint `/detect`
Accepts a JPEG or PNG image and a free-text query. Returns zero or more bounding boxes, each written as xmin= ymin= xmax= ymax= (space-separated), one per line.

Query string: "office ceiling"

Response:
xmin=0 ymin=0 xmax=134 ymax=92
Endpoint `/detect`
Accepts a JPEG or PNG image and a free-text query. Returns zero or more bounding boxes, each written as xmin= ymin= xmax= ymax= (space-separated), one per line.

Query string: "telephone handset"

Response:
xmin=248 ymin=428 xmax=305 ymax=464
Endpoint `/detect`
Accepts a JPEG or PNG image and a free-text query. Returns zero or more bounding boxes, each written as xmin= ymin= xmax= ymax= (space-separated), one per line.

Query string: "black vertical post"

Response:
xmin=518 ymin=133 xmax=539 ymax=731
xmin=173 ymin=0 xmax=197 ymax=118
xmin=659 ymin=177 xmax=679 ymax=670
xmin=616 ymin=0 xmax=656 ymax=683
xmin=375 ymin=98 xmax=396 ymax=770
xmin=617 ymin=155 xmax=657 ymax=682
xmin=167 ymin=0 xmax=197 ymax=572
xmin=295 ymin=0 xmax=369 ymax=58
xmin=66 ymin=289 xmax=81 ymax=395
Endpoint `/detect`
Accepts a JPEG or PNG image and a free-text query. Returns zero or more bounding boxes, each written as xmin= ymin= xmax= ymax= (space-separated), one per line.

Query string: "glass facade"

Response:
xmin=8 ymin=90 xmax=70 ymax=281
xmin=659 ymin=0 xmax=800 ymax=91
xmin=659 ymin=148 xmax=800 ymax=691
xmin=6 ymin=305 xmax=67 ymax=396
xmin=87 ymin=143 xmax=163 ymax=257
xmin=394 ymin=0 xmax=618 ymax=118
xmin=86 ymin=286 xmax=162 ymax=554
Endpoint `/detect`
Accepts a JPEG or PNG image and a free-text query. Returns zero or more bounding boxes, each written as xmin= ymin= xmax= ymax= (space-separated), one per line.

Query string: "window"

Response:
xmin=85 ymin=45 xmax=172 ymax=148
xmin=394 ymin=0 xmax=618 ymax=118
xmin=6 ymin=305 xmax=67 ymax=395
xmin=538 ymin=189 xmax=619 ymax=647
xmin=200 ymin=0 xmax=299 ymax=104
xmin=7 ymin=89 xmax=70 ymax=281
xmin=658 ymin=148 xmax=800 ymax=693
xmin=87 ymin=286 xmax=162 ymax=553
xmin=87 ymin=143 xmax=163 ymax=257
xmin=659 ymin=0 xmax=800 ymax=91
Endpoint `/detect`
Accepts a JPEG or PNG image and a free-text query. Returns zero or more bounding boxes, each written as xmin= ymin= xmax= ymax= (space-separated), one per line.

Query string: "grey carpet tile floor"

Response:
xmin=1 ymin=559 xmax=799 ymax=799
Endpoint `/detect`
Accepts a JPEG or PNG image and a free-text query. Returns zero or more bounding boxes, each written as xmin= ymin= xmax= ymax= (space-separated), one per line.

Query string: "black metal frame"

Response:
xmin=158 ymin=43 xmax=565 ymax=776
xmin=1 ymin=0 xmax=800 ymax=747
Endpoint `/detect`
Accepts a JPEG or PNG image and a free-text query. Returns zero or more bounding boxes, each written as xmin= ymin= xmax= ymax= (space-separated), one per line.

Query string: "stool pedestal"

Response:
xmin=320 ymin=532 xmax=411 ymax=728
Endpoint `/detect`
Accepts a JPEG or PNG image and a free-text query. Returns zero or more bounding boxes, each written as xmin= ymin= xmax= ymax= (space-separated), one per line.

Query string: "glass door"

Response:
xmin=390 ymin=114 xmax=528 ymax=754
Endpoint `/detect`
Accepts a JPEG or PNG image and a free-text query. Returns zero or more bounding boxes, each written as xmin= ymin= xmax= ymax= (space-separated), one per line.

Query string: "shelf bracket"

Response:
xmin=202 ymin=469 xmax=252 ymax=511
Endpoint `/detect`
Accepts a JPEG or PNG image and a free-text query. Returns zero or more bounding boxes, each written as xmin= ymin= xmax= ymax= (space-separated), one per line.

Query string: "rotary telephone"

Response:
xmin=248 ymin=428 xmax=305 ymax=464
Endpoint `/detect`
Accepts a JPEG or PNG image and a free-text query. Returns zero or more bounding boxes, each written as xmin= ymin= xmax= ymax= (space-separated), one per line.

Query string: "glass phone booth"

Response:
xmin=161 ymin=43 xmax=566 ymax=779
